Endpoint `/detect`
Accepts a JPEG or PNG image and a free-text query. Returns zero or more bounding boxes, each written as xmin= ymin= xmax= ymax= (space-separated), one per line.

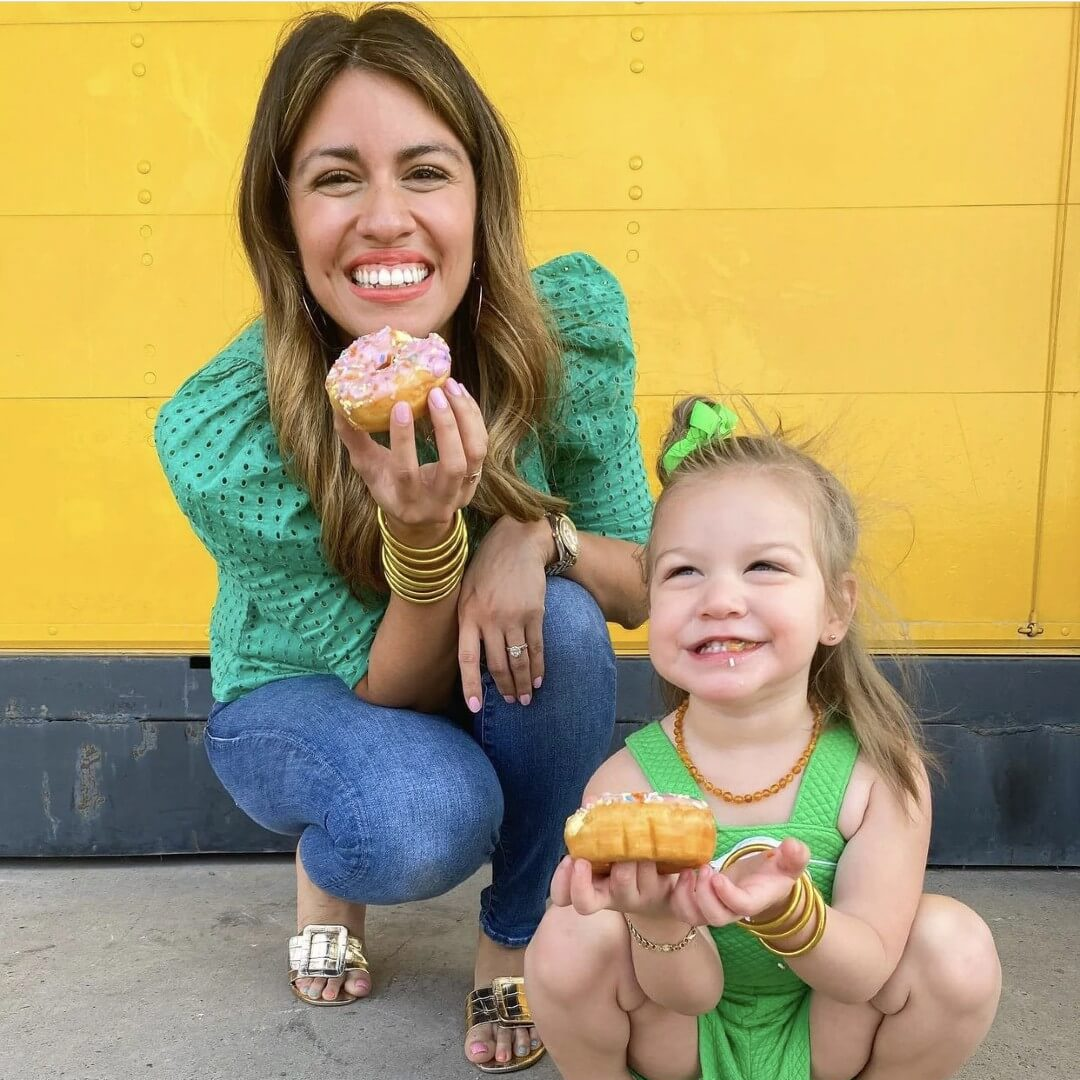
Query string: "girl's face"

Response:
xmin=288 ymin=68 xmax=477 ymax=344
xmin=648 ymin=469 xmax=852 ymax=710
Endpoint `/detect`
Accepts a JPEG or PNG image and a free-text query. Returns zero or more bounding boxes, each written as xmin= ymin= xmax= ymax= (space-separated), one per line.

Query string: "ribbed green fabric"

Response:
xmin=155 ymin=252 xmax=653 ymax=702
xmin=625 ymin=717 xmax=859 ymax=1080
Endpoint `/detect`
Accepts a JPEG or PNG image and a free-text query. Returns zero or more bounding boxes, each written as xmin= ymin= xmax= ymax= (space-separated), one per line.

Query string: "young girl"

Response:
xmin=524 ymin=398 xmax=1001 ymax=1080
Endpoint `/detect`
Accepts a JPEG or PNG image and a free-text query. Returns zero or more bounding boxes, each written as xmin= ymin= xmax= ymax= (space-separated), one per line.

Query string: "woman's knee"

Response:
xmin=541 ymin=577 xmax=615 ymax=683
xmin=310 ymin=761 xmax=504 ymax=905
xmin=888 ymin=895 xmax=1001 ymax=1015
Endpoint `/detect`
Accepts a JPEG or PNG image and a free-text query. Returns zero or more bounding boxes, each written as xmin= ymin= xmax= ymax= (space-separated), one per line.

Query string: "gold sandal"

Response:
xmin=287 ymin=923 xmax=369 ymax=1006
xmin=465 ymin=976 xmax=546 ymax=1073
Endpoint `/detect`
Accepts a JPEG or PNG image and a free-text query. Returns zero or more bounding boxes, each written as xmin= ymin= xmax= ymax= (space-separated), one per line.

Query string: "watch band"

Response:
xmin=545 ymin=513 xmax=576 ymax=577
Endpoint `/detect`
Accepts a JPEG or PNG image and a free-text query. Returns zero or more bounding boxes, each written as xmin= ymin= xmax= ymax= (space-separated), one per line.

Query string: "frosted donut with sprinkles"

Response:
xmin=564 ymin=792 xmax=717 ymax=875
xmin=325 ymin=326 xmax=452 ymax=433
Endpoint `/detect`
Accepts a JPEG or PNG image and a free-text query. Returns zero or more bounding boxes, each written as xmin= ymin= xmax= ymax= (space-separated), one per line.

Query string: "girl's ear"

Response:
xmin=822 ymin=572 xmax=857 ymax=645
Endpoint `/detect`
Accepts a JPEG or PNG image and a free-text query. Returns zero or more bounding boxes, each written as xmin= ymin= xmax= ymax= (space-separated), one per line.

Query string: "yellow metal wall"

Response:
xmin=2 ymin=2 xmax=1078 ymax=656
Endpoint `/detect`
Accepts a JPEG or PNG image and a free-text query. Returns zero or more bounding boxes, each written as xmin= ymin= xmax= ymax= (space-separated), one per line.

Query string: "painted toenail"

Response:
xmin=531 ymin=1039 xmax=541 ymax=1048
xmin=306 ymin=986 xmax=321 ymax=998
xmin=470 ymin=1042 xmax=488 ymax=1055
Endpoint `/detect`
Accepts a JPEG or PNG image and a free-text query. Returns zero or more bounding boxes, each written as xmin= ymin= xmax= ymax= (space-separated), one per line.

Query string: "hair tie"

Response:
xmin=662 ymin=401 xmax=738 ymax=473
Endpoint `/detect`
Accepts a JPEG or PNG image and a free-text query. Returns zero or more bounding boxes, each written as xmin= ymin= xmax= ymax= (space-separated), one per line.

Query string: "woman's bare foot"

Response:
xmin=466 ymin=928 xmax=542 ymax=1068
xmin=292 ymin=851 xmax=372 ymax=1004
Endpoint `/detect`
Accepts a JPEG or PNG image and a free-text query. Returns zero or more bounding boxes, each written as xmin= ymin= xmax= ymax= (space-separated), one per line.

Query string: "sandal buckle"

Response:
xmin=290 ymin=924 xmax=349 ymax=979
xmin=491 ymin=976 xmax=533 ymax=1027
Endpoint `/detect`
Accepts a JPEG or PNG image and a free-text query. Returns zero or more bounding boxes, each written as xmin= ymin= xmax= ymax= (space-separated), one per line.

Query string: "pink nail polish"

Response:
xmin=429 ymin=386 xmax=448 ymax=410
xmin=446 ymin=378 xmax=463 ymax=396
xmin=533 ymin=677 xmax=542 ymax=689
xmin=519 ymin=694 xmax=531 ymax=706
xmin=392 ymin=401 xmax=410 ymax=424
xmin=467 ymin=696 xmax=481 ymax=713
xmin=470 ymin=1042 xmax=488 ymax=1055
xmin=503 ymin=695 xmax=515 ymax=705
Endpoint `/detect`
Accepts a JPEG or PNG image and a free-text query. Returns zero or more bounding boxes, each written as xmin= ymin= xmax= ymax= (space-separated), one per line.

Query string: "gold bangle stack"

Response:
xmin=378 ymin=507 xmax=468 ymax=604
xmin=623 ymin=913 xmax=698 ymax=953
xmin=721 ymin=843 xmax=828 ymax=959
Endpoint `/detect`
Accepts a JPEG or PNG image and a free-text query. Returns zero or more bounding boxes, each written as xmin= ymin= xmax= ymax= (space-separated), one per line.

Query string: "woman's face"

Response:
xmin=288 ymin=68 xmax=477 ymax=344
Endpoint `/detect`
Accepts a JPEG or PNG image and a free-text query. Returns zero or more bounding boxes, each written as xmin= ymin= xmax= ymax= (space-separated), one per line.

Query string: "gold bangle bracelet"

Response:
xmin=623 ymin=914 xmax=698 ymax=953
xmin=382 ymin=574 xmax=463 ymax=604
xmin=760 ymin=888 xmax=828 ymax=958
xmin=754 ymin=875 xmax=817 ymax=941
xmin=382 ymin=544 xmax=468 ymax=581
xmin=740 ymin=877 xmax=805 ymax=937
xmin=382 ymin=561 xmax=465 ymax=598
xmin=377 ymin=508 xmax=465 ymax=560
xmin=381 ymin=528 xmax=467 ymax=569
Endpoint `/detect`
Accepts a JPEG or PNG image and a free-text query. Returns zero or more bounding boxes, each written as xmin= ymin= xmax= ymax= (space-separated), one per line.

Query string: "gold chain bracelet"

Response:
xmin=623 ymin=914 xmax=698 ymax=953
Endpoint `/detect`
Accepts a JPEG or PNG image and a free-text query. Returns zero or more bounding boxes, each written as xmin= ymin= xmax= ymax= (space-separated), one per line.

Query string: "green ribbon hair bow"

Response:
xmin=662 ymin=400 xmax=739 ymax=473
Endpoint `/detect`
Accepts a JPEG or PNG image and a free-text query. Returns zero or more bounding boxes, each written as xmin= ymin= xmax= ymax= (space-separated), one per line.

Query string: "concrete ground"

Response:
xmin=1 ymin=859 xmax=1075 ymax=1080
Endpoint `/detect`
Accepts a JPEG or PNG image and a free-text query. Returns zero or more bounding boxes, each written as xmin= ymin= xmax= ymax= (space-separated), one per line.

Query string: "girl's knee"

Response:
xmin=898 ymin=895 xmax=1002 ymax=1014
xmin=526 ymin=906 xmax=627 ymax=1000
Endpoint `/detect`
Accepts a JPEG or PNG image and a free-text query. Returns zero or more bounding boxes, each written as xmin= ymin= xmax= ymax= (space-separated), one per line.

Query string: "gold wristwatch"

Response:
xmin=545 ymin=512 xmax=579 ymax=576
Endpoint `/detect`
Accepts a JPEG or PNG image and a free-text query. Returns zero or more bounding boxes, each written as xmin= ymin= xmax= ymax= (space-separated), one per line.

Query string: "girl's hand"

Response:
xmin=457 ymin=516 xmax=553 ymax=710
xmin=706 ymin=838 xmax=811 ymax=924
xmin=549 ymin=856 xmax=684 ymax=921
xmin=333 ymin=379 xmax=487 ymax=541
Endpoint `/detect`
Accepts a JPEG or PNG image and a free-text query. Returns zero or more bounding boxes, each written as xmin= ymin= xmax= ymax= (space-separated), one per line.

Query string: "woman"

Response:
xmin=155 ymin=4 xmax=652 ymax=1073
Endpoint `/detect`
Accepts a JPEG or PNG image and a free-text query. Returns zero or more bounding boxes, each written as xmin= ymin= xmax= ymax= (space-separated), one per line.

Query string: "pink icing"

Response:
xmin=325 ymin=326 xmax=451 ymax=410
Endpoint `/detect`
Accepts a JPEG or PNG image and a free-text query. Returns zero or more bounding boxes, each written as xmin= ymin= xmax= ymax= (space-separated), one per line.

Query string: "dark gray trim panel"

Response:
xmin=2 ymin=655 xmax=1077 ymax=864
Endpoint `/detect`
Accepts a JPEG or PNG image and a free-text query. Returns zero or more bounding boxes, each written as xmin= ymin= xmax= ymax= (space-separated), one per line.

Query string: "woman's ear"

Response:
xmin=822 ymin=572 xmax=857 ymax=645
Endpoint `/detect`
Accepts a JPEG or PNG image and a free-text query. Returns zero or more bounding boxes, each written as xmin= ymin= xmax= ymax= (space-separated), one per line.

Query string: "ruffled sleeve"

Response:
xmin=154 ymin=322 xmax=381 ymax=699
xmin=534 ymin=253 xmax=654 ymax=544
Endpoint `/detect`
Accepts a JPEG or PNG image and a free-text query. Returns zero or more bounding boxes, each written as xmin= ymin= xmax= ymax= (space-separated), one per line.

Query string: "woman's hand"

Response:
xmin=457 ymin=515 xmax=553 ymax=711
xmin=333 ymin=378 xmax=487 ymax=543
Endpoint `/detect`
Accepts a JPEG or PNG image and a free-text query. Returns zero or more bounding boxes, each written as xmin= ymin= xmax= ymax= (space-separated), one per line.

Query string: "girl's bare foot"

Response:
xmin=292 ymin=851 xmax=372 ymax=1003
xmin=466 ymin=928 xmax=542 ymax=1068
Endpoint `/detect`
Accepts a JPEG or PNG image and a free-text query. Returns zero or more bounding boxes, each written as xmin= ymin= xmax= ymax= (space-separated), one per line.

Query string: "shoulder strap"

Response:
xmin=789 ymin=716 xmax=860 ymax=829
xmin=625 ymin=723 xmax=706 ymax=800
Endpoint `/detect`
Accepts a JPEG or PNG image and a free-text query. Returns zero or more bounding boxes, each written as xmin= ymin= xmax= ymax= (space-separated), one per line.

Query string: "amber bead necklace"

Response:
xmin=672 ymin=699 xmax=823 ymax=805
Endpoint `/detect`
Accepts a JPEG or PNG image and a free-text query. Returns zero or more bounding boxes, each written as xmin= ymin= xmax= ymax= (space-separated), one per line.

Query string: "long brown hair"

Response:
xmin=647 ymin=396 xmax=928 ymax=805
xmin=238 ymin=4 xmax=565 ymax=594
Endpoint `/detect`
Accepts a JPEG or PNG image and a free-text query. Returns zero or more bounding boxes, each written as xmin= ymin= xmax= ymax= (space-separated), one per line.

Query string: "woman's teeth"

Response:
xmin=351 ymin=264 xmax=429 ymax=289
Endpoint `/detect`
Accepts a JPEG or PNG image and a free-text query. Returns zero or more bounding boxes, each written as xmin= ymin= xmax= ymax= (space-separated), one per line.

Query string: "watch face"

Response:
xmin=557 ymin=515 xmax=579 ymax=557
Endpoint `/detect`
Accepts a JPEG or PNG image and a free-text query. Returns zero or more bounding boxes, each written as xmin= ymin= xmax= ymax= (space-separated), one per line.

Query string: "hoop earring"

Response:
xmin=301 ymin=287 xmax=330 ymax=347
xmin=472 ymin=273 xmax=484 ymax=334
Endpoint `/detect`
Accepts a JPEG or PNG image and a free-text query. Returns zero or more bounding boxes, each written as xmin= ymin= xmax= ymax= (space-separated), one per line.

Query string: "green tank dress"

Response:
xmin=624 ymin=717 xmax=859 ymax=1080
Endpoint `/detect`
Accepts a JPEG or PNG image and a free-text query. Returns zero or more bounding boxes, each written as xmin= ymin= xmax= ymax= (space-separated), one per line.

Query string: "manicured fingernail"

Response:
xmin=519 ymin=694 xmax=531 ymax=706
xmin=446 ymin=378 xmax=463 ymax=396
xmin=392 ymin=401 xmax=410 ymax=424
xmin=503 ymin=695 xmax=515 ymax=705
xmin=470 ymin=1042 xmax=488 ymax=1055
xmin=533 ymin=677 xmax=542 ymax=689
xmin=467 ymin=696 xmax=481 ymax=714
xmin=429 ymin=386 xmax=448 ymax=410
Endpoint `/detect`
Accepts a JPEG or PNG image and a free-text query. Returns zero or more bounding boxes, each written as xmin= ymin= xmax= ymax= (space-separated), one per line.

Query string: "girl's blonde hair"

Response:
xmin=238 ymin=4 xmax=566 ymax=594
xmin=648 ymin=396 xmax=927 ymax=805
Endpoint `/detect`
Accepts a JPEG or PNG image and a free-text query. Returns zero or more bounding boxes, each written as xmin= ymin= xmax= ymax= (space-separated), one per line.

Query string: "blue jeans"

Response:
xmin=204 ymin=577 xmax=616 ymax=947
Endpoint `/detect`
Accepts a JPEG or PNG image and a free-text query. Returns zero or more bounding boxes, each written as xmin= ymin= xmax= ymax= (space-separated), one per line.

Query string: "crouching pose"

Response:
xmin=526 ymin=398 xmax=1001 ymax=1080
